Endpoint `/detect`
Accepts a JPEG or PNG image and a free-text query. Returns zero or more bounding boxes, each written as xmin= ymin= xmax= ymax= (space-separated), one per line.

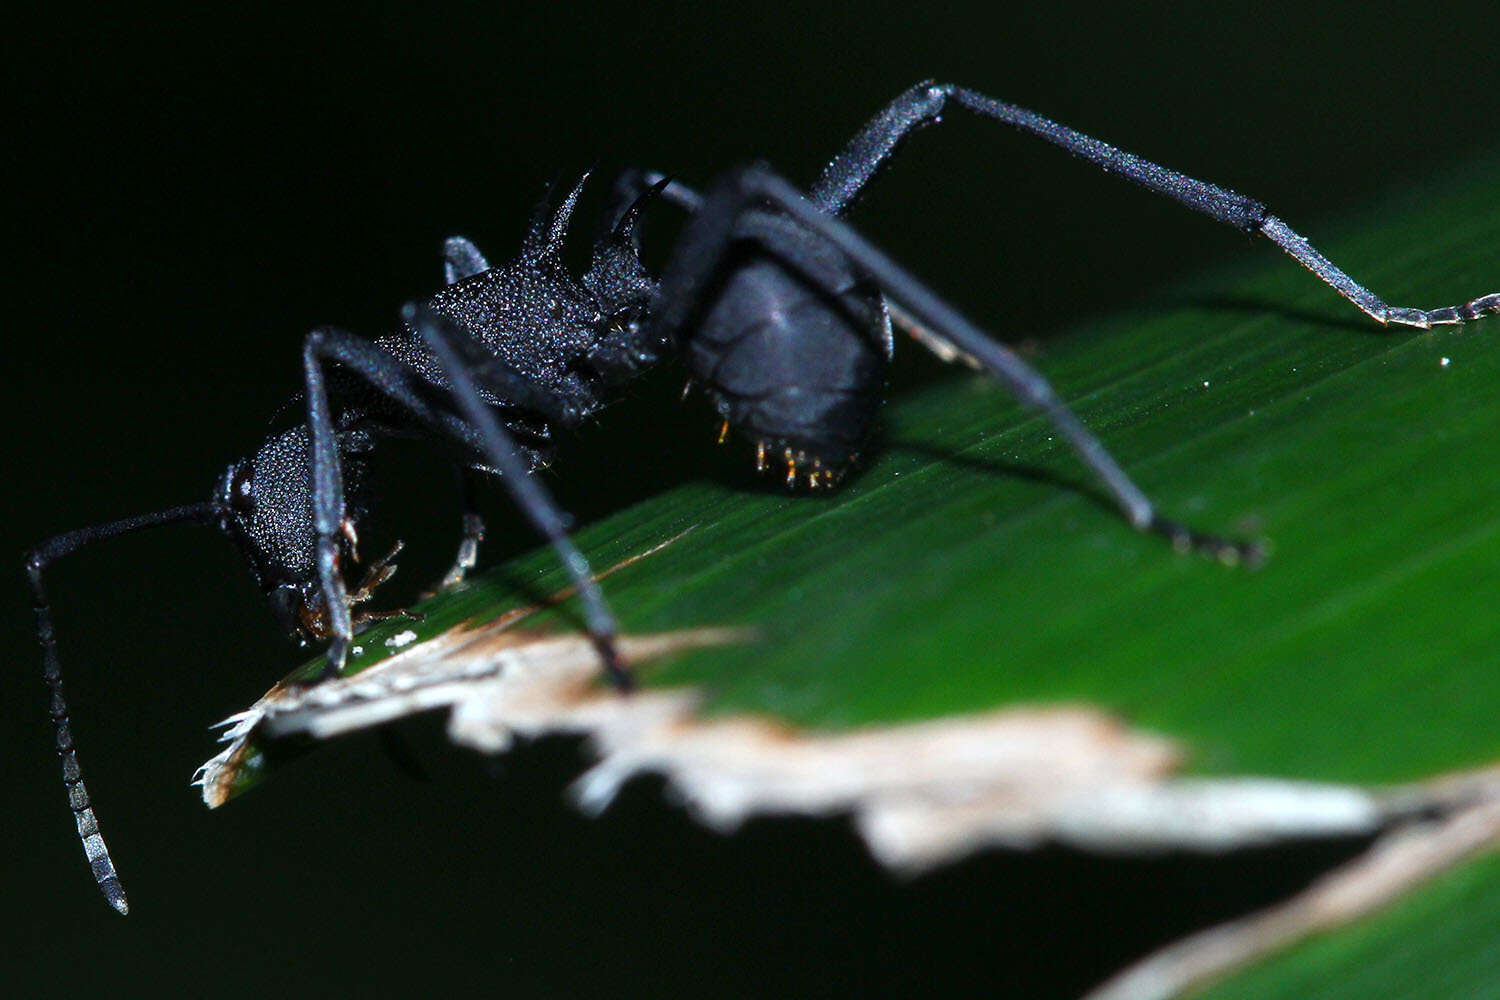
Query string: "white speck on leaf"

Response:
xmin=385 ymin=630 xmax=418 ymax=649
xmin=1441 ymin=356 xmax=1451 ymax=368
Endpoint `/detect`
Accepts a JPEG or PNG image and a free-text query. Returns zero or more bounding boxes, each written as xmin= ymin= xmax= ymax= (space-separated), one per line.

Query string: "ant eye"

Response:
xmin=230 ymin=465 xmax=255 ymax=515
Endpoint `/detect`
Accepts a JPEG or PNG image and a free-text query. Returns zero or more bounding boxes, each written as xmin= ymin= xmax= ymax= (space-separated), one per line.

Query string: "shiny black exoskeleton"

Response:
xmin=28 ymin=81 xmax=1498 ymax=914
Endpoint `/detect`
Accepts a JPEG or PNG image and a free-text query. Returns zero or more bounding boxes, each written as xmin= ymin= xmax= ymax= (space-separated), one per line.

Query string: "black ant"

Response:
xmin=27 ymin=82 xmax=1498 ymax=915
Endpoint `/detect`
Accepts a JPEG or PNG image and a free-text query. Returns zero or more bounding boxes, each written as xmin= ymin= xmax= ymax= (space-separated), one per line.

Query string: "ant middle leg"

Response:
xmin=401 ymin=305 xmax=633 ymax=691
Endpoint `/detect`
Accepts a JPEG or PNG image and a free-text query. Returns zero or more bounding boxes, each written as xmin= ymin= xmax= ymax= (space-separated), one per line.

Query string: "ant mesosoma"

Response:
xmin=27 ymin=82 xmax=1498 ymax=914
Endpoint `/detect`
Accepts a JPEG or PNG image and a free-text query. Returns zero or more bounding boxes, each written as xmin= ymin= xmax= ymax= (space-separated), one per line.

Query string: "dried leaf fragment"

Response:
xmin=199 ymin=616 xmax=1397 ymax=873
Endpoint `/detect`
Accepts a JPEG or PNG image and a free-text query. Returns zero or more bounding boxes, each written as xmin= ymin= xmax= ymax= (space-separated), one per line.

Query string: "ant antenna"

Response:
xmin=27 ymin=502 xmax=220 ymax=914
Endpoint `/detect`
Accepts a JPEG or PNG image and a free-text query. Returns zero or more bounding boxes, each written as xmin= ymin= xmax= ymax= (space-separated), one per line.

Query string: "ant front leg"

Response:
xmin=302 ymin=322 xmax=631 ymax=691
xmin=301 ymin=330 xmax=364 ymax=680
xmin=658 ymin=166 xmax=1262 ymax=564
xmin=301 ymin=326 xmax=502 ymax=678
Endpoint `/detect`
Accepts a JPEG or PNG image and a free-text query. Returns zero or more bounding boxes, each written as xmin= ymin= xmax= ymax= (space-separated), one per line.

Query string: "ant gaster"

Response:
xmin=28 ymin=82 xmax=1498 ymax=914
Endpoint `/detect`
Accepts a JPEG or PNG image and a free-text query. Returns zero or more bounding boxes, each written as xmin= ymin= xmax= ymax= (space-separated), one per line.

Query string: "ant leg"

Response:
xmin=301 ymin=325 xmax=630 ymax=689
xmin=809 ymin=82 xmax=1497 ymax=328
xmin=302 ymin=327 xmax=519 ymax=678
xmin=348 ymin=541 xmax=424 ymax=628
xmin=302 ymin=331 xmax=364 ymax=680
xmin=658 ymin=166 xmax=1261 ymax=563
xmin=26 ymin=502 xmax=219 ymax=914
xmin=607 ymin=168 xmax=704 ymax=221
xmin=421 ymin=469 xmax=486 ymax=598
xmin=443 ymin=236 xmax=490 ymax=284
xmin=402 ymin=303 xmax=632 ymax=690
xmin=422 ymin=325 xmax=586 ymax=427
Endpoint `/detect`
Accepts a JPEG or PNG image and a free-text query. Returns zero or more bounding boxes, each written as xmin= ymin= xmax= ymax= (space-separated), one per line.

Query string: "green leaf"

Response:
xmin=220 ymin=152 xmax=1500 ymax=996
xmin=1194 ymin=852 xmax=1500 ymax=1000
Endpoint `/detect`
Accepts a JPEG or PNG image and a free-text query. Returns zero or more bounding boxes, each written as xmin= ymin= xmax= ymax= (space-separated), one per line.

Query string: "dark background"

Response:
xmin=5 ymin=3 xmax=1496 ymax=997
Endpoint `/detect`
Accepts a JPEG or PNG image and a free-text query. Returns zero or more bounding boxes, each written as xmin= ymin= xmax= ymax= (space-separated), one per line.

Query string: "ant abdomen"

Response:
xmin=683 ymin=213 xmax=891 ymax=484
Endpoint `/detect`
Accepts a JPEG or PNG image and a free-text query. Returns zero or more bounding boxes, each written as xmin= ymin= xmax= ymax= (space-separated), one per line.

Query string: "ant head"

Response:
xmin=214 ymin=424 xmax=369 ymax=645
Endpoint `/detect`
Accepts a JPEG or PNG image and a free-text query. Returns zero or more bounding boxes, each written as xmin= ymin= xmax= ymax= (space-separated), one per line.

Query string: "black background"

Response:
xmin=6 ymin=3 xmax=1497 ymax=997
